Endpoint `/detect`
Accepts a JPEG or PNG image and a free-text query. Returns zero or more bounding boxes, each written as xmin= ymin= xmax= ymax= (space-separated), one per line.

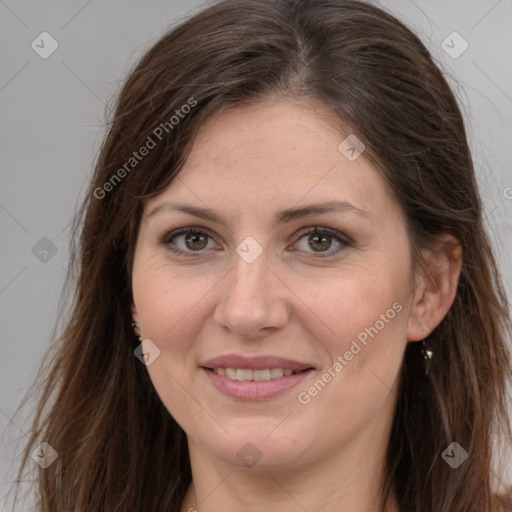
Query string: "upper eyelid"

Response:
xmin=162 ymin=225 xmax=350 ymax=252
xmin=162 ymin=225 xmax=345 ymax=241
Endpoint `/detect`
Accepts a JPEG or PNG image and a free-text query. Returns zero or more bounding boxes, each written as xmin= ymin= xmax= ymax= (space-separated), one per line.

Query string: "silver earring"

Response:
xmin=131 ymin=321 xmax=142 ymax=340
xmin=421 ymin=340 xmax=433 ymax=376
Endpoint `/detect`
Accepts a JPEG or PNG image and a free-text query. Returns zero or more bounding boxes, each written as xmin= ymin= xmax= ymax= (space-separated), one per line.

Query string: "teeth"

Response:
xmin=213 ymin=368 xmax=298 ymax=381
xmin=270 ymin=368 xmax=284 ymax=379
xmin=235 ymin=368 xmax=253 ymax=381
xmin=253 ymin=369 xmax=271 ymax=381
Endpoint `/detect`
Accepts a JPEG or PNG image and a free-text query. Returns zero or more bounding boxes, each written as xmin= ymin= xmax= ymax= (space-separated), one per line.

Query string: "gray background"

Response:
xmin=1 ymin=0 xmax=511 ymax=509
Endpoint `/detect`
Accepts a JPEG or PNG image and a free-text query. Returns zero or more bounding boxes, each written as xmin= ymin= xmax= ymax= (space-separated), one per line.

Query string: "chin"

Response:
xmin=207 ymin=429 xmax=311 ymax=470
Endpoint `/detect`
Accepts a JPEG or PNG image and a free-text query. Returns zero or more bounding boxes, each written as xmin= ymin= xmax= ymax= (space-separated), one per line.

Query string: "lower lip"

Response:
xmin=202 ymin=368 xmax=314 ymax=401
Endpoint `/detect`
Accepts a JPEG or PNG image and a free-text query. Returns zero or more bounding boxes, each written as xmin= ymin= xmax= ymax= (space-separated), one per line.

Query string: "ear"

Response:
xmin=131 ymin=303 xmax=139 ymax=323
xmin=130 ymin=303 xmax=142 ymax=337
xmin=407 ymin=233 xmax=462 ymax=342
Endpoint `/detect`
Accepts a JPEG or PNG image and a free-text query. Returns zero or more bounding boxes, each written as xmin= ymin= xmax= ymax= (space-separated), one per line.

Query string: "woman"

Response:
xmin=11 ymin=0 xmax=512 ymax=510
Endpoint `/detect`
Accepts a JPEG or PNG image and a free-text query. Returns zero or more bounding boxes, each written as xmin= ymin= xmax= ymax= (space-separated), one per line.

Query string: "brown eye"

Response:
xmin=162 ymin=227 xmax=216 ymax=256
xmin=182 ymin=232 xmax=209 ymax=251
xmin=292 ymin=227 xmax=351 ymax=257
xmin=307 ymin=233 xmax=333 ymax=251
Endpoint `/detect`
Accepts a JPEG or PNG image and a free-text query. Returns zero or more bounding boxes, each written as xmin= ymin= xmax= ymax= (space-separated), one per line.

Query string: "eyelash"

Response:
xmin=160 ymin=226 xmax=352 ymax=259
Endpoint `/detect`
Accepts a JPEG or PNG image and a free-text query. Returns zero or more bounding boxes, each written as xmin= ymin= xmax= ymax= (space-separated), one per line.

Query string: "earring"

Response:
xmin=421 ymin=340 xmax=433 ymax=376
xmin=131 ymin=321 xmax=142 ymax=340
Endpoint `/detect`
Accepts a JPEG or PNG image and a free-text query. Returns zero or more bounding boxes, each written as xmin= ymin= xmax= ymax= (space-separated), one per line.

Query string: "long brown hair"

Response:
xmin=9 ymin=0 xmax=512 ymax=510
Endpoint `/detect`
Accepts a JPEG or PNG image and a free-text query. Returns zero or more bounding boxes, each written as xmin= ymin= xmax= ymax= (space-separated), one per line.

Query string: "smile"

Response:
xmin=202 ymin=366 xmax=314 ymax=400
xmin=211 ymin=367 xmax=297 ymax=380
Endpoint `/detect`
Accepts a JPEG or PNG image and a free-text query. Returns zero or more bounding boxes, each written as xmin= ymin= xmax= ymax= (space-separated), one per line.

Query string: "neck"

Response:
xmin=180 ymin=416 xmax=399 ymax=512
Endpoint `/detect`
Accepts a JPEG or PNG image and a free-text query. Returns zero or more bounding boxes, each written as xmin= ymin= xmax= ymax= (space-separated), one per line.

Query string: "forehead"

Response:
xmin=145 ymin=98 xmax=399 ymax=224
xmin=187 ymin=98 xmax=349 ymax=177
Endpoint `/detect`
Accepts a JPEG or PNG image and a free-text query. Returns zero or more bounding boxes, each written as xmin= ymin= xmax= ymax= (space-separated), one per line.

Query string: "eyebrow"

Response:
xmin=148 ymin=200 xmax=372 ymax=227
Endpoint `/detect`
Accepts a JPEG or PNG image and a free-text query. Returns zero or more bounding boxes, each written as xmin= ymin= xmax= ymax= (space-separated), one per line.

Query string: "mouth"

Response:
xmin=203 ymin=367 xmax=308 ymax=381
xmin=200 ymin=355 xmax=315 ymax=400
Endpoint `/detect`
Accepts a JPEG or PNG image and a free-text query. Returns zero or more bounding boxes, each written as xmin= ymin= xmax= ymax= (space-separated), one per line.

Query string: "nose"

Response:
xmin=213 ymin=248 xmax=291 ymax=339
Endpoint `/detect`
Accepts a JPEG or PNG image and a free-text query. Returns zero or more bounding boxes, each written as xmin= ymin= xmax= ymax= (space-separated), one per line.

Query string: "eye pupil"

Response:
xmin=164 ymin=227 xmax=346 ymax=258
xmin=309 ymin=234 xmax=331 ymax=251
xmin=185 ymin=232 xmax=208 ymax=250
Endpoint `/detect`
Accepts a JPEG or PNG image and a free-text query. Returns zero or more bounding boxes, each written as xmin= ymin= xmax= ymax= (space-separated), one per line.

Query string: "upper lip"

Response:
xmin=201 ymin=354 xmax=314 ymax=372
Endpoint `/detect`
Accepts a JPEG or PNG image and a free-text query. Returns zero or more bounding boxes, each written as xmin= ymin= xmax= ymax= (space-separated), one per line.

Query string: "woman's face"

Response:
xmin=131 ymin=98 xmax=419 ymax=472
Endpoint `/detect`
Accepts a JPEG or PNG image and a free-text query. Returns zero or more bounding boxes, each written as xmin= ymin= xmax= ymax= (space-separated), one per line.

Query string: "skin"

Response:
xmin=131 ymin=97 xmax=462 ymax=512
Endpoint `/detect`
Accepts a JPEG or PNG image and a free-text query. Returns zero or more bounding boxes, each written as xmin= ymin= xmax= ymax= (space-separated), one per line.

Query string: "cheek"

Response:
xmin=132 ymin=236 xmax=412 ymax=364
xmin=301 ymin=259 xmax=412 ymax=419
xmin=310 ymin=260 xmax=410 ymax=352
xmin=292 ymin=278 xmax=409 ymax=449
xmin=132 ymin=255 xmax=212 ymax=345
xmin=131 ymin=258 xmax=214 ymax=430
